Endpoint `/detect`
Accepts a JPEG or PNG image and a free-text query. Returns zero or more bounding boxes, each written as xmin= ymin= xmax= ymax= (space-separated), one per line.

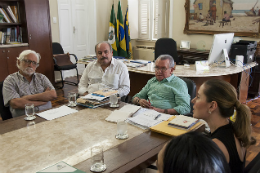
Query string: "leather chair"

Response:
xmin=0 ymin=82 xmax=12 ymax=120
xmin=52 ymin=42 xmax=79 ymax=89
xmin=179 ymin=77 xmax=196 ymax=116
xmin=244 ymin=152 xmax=260 ymax=173
xmin=155 ymin=38 xmax=180 ymax=64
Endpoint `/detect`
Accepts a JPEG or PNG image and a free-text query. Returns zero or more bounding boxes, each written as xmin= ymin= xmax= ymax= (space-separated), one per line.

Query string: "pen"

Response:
xmin=154 ymin=114 xmax=161 ymax=120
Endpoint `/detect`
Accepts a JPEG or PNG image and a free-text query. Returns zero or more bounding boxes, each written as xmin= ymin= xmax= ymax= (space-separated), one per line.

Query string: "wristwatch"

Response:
xmin=136 ymin=98 xmax=140 ymax=105
xmin=164 ymin=109 xmax=168 ymax=114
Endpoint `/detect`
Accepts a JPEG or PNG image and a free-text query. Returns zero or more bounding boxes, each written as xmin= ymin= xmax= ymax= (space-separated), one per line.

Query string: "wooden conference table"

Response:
xmin=0 ymin=103 xmax=179 ymax=173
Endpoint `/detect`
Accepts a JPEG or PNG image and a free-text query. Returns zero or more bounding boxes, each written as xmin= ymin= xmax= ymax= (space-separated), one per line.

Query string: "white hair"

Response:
xmin=16 ymin=50 xmax=41 ymax=69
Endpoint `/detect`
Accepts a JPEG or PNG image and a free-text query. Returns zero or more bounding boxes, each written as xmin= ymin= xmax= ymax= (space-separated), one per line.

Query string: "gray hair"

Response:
xmin=95 ymin=41 xmax=113 ymax=53
xmin=16 ymin=50 xmax=41 ymax=69
xmin=156 ymin=54 xmax=175 ymax=68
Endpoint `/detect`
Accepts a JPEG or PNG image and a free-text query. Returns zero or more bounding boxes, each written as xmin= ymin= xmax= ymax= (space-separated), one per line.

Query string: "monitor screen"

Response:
xmin=208 ymin=33 xmax=234 ymax=65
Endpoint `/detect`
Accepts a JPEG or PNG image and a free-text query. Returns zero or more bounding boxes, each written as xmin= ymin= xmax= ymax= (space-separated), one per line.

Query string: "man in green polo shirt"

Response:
xmin=132 ymin=54 xmax=190 ymax=115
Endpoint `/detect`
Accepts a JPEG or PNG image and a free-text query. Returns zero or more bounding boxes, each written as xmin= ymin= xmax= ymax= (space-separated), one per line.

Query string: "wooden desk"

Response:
xmin=127 ymin=62 xmax=257 ymax=103
xmin=78 ymin=60 xmax=257 ymax=103
xmin=0 ymin=103 xmax=172 ymax=173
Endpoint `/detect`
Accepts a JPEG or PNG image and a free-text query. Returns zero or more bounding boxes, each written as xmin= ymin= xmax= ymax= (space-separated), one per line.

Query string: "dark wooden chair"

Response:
xmin=52 ymin=42 xmax=79 ymax=89
xmin=0 ymin=82 xmax=12 ymax=120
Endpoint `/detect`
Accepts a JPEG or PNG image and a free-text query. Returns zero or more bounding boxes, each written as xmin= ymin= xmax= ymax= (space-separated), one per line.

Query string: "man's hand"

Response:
xmin=139 ymin=99 xmax=152 ymax=108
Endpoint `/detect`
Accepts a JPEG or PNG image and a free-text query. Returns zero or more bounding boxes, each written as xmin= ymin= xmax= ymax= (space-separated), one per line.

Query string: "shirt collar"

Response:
xmin=162 ymin=74 xmax=175 ymax=82
xmin=17 ymin=71 xmax=35 ymax=81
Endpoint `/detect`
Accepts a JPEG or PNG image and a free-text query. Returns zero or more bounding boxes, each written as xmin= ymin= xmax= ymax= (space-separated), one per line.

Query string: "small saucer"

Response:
xmin=24 ymin=116 xmax=36 ymax=121
xmin=110 ymin=104 xmax=119 ymax=108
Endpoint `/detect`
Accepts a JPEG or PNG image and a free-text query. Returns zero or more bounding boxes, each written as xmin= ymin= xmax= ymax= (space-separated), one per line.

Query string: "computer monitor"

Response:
xmin=208 ymin=33 xmax=234 ymax=67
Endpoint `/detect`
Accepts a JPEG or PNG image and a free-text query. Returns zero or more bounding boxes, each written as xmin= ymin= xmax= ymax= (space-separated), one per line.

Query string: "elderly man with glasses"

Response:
xmin=132 ymin=54 xmax=190 ymax=115
xmin=3 ymin=50 xmax=57 ymax=118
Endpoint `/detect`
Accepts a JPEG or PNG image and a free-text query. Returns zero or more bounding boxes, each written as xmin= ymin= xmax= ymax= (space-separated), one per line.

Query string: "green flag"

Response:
xmin=117 ymin=1 xmax=127 ymax=57
xmin=108 ymin=4 xmax=118 ymax=56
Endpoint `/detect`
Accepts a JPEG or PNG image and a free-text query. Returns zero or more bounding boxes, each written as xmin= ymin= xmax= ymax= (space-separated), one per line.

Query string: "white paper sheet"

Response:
xmin=37 ymin=105 xmax=78 ymax=121
xmin=105 ymin=104 xmax=141 ymax=123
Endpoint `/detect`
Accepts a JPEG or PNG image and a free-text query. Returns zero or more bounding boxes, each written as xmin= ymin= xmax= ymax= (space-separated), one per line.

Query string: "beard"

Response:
xmin=21 ymin=67 xmax=35 ymax=76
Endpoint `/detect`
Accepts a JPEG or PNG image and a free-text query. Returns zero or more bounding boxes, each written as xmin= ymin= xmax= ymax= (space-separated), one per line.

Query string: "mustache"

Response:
xmin=101 ymin=57 xmax=108 ymax=60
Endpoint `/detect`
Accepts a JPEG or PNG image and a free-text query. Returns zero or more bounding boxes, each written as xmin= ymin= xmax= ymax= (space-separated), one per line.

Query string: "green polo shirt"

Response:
xmin=133 ymin=74 xmax=190 ymax=115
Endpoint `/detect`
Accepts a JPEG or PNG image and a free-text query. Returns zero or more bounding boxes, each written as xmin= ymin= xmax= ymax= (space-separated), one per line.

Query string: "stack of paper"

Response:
xmin=37 ymin=105 xmax=78 ymax=120
xmin=105 ymin=104 xmax=141 ymax=123
xmin=77 ymin=89 xmax=118 ymax=108
xmin=126 ymin=109 xmax=173 ymax=130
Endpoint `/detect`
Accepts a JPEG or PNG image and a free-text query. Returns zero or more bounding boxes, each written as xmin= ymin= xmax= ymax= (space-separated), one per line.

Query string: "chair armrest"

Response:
xmin=53 ymin=57 xmax=58 ymax=65
xmin=69 ymin=54 xmax=78 ymax=63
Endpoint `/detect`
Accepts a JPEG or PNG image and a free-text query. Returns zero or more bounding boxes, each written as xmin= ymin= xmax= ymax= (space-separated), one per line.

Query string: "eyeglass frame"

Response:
xmin=22 ymin=59 xmax=39 ymax=67
xmin=154 ymin=66 xmax=171 ymax=72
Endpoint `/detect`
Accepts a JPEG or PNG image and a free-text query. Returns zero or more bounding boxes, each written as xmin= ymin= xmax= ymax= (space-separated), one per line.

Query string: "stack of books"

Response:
xmin=76 ymin=89 xmax=118 ymax=108
xmin=0 ymin=5 xmax=19 ymax=23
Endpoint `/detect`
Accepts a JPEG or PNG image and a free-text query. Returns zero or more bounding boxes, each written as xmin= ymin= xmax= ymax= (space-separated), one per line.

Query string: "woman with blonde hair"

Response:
xmin=192 ymin=79 xmax=255 ymax=173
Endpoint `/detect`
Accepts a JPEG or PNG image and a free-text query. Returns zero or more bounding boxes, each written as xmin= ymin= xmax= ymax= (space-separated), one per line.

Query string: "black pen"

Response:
xmin=154 ymin=114 xmax=161 ymax=120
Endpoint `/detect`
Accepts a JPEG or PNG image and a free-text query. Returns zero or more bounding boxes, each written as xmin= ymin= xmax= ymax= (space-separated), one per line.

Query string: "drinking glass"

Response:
xmin=90 ymin=146 xmax=106 ymax=172
xmin=68 ymin=92 xmax=77 ymax=107
xmin=115 ymin=120 xmax=128 ymax=140
xmin=25 ymin=103 xmax=36 ymax=120
xmin=109 ymin=94 xmax=119 ymax=108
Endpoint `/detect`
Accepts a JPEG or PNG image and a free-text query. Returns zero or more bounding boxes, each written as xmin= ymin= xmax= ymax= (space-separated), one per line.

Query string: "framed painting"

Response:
xmin=184 ymin=0 xmax=260 ymax=38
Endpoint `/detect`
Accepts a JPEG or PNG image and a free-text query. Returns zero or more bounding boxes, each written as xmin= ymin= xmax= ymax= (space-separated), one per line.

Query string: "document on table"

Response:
xmin=105 ymin=104 xmax=141 ymax=123
xmin=126 ymin=108 xmax=173 ymax=130
xmin=37 ymin=161 xmax=84 ymax=173
xmin=37 ymin=105 xmax=78 ymax=121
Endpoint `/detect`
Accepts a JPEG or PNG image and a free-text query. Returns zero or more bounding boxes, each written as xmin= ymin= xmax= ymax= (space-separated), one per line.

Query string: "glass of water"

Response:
xmin=25 ymin=103 xmax=36 ymax=121
xmin=109 ymin=94 xmax=119 ymax=108
xmin=115 ymin=120 xmax=128 ymax=140
xmin=68 ymin=92 xmax=77 ymax=107
xmin=90 ymin=145 xmax=106 ymax=172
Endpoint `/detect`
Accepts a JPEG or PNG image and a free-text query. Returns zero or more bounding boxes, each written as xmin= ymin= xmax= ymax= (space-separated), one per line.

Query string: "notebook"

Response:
xmin=150 ymin=116 xmax=205 ymax=137
xmin=105 ymin=104 xmax=141 ymax=123
xmin=168 ymin=115 xmax=199 ymax=129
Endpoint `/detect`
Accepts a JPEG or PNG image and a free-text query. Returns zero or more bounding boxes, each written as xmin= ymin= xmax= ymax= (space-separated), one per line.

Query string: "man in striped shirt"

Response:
xmin=3 ymin=50 xmax=57 ymax=118
xmin=132 ymin=55 xmax=190 ymax=115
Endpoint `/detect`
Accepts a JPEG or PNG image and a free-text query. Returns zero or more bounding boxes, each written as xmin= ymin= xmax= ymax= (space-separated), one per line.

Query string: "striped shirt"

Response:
xmin=133 ymin=74 xmax=190 ymax=115
xmin=3 ymin=72 xmax=55 ymax=118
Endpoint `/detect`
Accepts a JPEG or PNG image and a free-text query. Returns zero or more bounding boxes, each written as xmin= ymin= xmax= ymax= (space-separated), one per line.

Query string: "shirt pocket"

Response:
xmin=89 ymin=77 xmax=102 ymax=84
xmin=106 ymin=74 xmax=119 ymax=89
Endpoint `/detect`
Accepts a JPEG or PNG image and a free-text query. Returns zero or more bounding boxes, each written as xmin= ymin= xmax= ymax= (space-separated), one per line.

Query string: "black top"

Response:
xmin=210 ymin=122 xmax=245 ymax=173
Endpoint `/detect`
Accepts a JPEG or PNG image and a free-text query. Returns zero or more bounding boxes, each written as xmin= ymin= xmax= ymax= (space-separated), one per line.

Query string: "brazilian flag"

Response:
xmin=108 ymin=4 xmax=118 ymax=56
xmin=117 ymin=1 xmax=127 ymax=58
xmin=124 ymin=7 xmax=133 ymax=59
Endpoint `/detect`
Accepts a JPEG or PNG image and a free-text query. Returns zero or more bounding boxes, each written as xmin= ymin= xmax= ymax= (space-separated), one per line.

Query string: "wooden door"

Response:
xmin=0 ymin=48 xmax=9 ymax=82
xmin=6 ymin=47 xmax=29 ymax=75
xmin=24 ymin=0 xmax=54 ymax=83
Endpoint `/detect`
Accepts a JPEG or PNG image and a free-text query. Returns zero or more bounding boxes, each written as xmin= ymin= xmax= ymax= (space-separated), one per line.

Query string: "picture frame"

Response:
xmin=180 ymin=40 xmax=191 ymax=49
xmin=184 ymin=0 xmax=260 ymax=38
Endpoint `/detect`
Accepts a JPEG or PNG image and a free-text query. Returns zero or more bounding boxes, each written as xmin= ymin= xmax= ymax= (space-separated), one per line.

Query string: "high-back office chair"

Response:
xmin=0 ymin=82 xmax=12 ymax=120
xmin=52 ymin=42 xmax=79 ymax=89
xmin=244 ymin=152 xmax=260 ymax=173
xmin=179 ymin=77 xmax=196 ymax=116
xmin=154 ymin=38 xmax=180 ymax=64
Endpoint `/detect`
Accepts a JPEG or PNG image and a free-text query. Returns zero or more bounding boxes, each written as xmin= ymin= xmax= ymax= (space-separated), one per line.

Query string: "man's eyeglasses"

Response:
xmin=23 ymin=59 xmax=39 ymax=67
xmin=154 ymin=67 xmax=169 ymax=72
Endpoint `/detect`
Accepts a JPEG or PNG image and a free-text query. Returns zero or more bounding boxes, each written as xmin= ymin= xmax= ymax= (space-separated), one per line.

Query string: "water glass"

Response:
xmin=25 ymin=103 xmax=35 ymax=120
xmin=109 ymin=94 xmax=119 ymax=107
xmin=68 ymin=92 xmax=77 ymax=107
xmin=115 ymin=120 xmax=128 ymax=140
xmin=90 ymin=146 xmax=106 ymax=172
